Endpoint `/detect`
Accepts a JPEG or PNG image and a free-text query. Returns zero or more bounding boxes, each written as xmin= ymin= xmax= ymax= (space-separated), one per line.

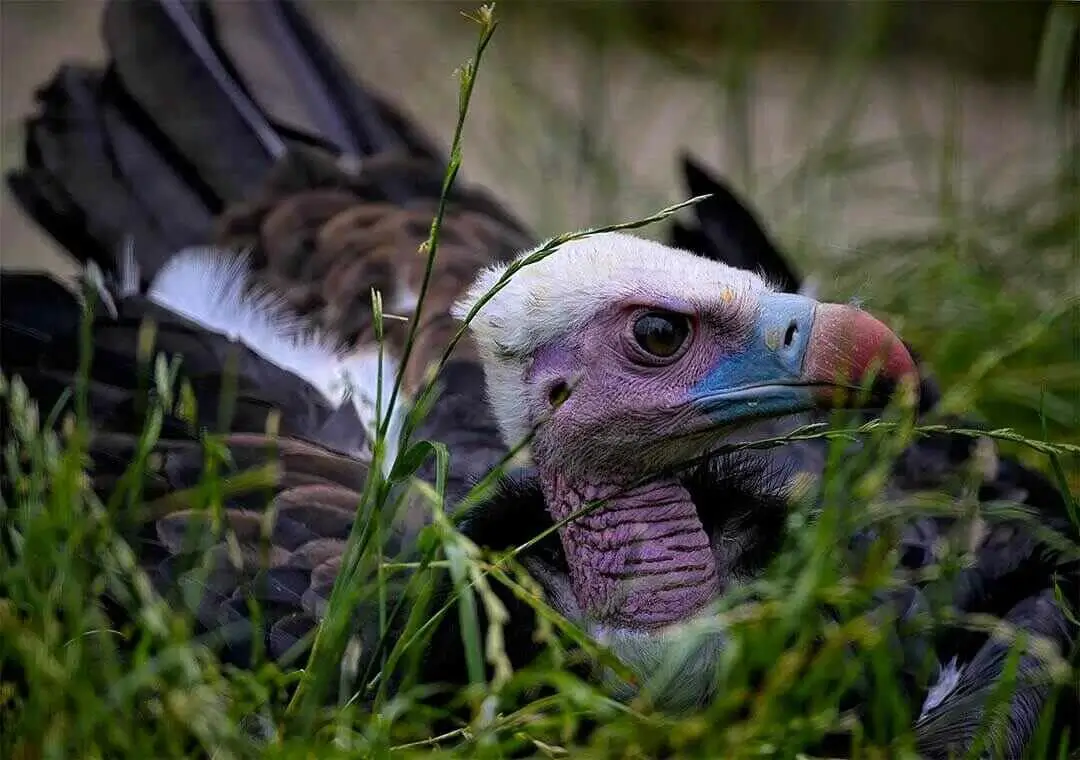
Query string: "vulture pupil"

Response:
xmin=633 ymin=312 xmax=690 ymax=358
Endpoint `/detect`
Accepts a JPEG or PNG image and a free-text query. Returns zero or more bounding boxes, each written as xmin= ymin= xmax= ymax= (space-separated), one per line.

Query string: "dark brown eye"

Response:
xmin=632 ymin=312 xmax=690 ymax=358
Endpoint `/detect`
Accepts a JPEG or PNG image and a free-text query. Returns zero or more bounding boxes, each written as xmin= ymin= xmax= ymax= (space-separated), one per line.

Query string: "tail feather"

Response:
xmin=676 ymin=154 xmax=802 ymax=293
xmin=207 ymin=0 xmax=445 ymax=168
xmin=101 ymin=0 xmax=445 ymax=208
xmin=101 ymin=0 xmax=287 ymax=205
xmin=6 ymin=65 xmax=217 ymax=280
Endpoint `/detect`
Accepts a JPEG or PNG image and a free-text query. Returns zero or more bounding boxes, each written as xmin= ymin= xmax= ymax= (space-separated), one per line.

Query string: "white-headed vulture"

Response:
xmin=2 ymin=1 xmax=1075 ymax=757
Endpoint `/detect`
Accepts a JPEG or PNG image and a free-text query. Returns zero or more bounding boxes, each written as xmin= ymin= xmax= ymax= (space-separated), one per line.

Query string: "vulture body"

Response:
xmin=2 ymin=1 xmax=1075 ymax=757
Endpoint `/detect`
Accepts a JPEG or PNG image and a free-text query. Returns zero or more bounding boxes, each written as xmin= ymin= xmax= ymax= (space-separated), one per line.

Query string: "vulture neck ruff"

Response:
xmin=537 ymin=469 xmax=719 ymax=629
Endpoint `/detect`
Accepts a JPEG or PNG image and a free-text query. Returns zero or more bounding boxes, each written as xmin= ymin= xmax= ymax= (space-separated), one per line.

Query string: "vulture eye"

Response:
xmin=632 ymin=312 xmax=691 ymax=359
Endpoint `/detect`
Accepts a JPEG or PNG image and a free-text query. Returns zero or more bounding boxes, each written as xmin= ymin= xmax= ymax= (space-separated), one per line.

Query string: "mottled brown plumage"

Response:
xmin=89 ymin=430 xmax=401 ymax=663
xmin=216 ymin=146 xmax=533 ymax=390
xmin=8 ymin=0 xmax=533 ymax=398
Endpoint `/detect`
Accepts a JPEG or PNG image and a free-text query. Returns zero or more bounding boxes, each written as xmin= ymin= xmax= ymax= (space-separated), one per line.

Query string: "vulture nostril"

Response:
xmin=783 ymin=321 xmax=799 ymax=348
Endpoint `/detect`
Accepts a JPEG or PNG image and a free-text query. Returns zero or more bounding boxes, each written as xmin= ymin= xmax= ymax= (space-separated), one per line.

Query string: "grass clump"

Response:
xmin=2 ymin=4 xmax=1078 ymax=759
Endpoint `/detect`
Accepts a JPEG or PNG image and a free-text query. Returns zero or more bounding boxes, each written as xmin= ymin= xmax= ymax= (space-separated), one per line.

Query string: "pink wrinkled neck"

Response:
xmin=538 ymin=470 xmax=719 ymax=630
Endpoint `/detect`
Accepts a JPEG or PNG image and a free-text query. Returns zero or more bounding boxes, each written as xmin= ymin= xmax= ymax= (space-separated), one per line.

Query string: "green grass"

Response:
xmin=2 ymin=4 xmax=1079 ymax=759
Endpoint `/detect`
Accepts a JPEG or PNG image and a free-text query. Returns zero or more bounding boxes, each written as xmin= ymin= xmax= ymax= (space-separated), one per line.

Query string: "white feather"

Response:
xmin=146 ymin=246 xmax=405 ymax=467
xmin=920 ymin=656 xmax=964 ymax=718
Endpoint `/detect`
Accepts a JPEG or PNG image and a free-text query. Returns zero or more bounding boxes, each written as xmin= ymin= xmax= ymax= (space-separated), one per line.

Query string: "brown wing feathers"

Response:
xmin=84 ymin=425 xmax=406 ymax=667
xmin=4 ymin=0 xmax=520 ymax=673
xmin=216 ymin=146 xmax=532 ymax=390
xmin=2 ymin=263 xmax=430 ymax=669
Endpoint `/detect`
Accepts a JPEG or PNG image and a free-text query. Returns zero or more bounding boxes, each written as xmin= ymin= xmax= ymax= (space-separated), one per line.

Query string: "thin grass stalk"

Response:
xmin=379 ymin=6 xmax=499 ymax=448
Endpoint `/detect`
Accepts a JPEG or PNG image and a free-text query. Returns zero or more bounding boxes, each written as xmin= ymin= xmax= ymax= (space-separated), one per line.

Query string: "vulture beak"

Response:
xmin=692 ymin=292 xmax=919 ymax=424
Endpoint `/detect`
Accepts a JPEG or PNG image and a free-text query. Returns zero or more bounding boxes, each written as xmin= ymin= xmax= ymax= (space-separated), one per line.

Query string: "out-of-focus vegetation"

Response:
xmin=511 ymin=1 xmax=1078 ymax=91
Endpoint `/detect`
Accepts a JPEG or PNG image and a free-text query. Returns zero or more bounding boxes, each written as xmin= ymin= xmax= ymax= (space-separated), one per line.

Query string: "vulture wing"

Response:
xmin=2 ymin=0 xmax=527 ymax=691
xmin=672 ymin=154 xmax=1079 ymax=758
xmin=102 ymin=0 xmax=533 ymax=383
xmin=672 ymin=154 xmax=802 ymax=294
xmin=7 ymin=0 xmax=533 ymax=382
xmin=0 ymin=256 xmax=505 ymax=693
xmin=5 ymin=0 xmax=517 ymax=500
xmin=1 ymin=267 xmax=378 ymax=671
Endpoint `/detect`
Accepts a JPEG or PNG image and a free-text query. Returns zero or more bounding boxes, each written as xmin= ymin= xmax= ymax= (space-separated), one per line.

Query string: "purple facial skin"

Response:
xmin=522 ymin=291 xmax=917 ymax=631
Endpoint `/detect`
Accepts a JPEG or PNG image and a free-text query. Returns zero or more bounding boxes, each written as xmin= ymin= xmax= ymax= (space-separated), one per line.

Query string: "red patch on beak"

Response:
xmin=804 ymin=303 xmax=919 ymax=407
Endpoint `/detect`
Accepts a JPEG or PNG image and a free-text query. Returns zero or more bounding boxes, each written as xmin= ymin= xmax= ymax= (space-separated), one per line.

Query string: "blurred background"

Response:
xmin=1 ymin=1 xmax=1078 ymax=469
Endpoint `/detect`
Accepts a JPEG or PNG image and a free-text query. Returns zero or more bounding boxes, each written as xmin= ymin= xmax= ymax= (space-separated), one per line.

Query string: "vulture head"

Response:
xmin=454 ymin=231 xmax=919 ymax=701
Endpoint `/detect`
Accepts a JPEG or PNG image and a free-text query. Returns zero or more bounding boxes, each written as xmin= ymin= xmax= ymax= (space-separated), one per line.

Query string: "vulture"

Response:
xmin=2 ymin=1 xmax=1075 ymax=757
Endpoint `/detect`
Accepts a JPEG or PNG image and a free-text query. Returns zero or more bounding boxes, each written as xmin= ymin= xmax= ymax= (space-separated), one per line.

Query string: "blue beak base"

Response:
xmin=691 ymin=291 xmax=919 ymax=426
xmin=691 ymin=292 xmax=819 ymax=424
